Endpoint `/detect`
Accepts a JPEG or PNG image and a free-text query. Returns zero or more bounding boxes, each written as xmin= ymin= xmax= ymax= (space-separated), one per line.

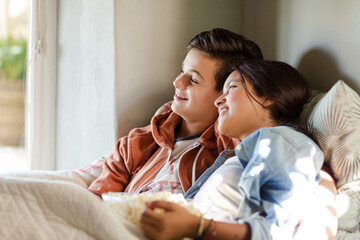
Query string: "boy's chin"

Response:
xmin=171 ymin=104 xmax=181 ymax=115
xmin=171 ymin=105 xmax=188 ymax=119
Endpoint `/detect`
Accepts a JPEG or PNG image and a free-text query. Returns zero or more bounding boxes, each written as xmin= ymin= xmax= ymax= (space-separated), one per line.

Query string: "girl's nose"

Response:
xmin=215 ymin=93 xmax=226 ymax=108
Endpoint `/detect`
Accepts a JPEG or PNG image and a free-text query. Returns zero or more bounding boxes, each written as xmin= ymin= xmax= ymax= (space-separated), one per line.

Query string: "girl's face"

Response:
xmin=215 ymin=70 xmax=274 ymax=140
xmin=171 ymin=49 xmax=221 ymax=125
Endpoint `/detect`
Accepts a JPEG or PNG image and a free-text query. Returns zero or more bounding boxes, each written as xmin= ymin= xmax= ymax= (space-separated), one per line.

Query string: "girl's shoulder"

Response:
xmin=243 ymin=126 xmax=321 ymax=155
xmin=242 ymin=126 xmax=324 ymax=171
xmin=257 ymin=126 xmax=314 ymax=146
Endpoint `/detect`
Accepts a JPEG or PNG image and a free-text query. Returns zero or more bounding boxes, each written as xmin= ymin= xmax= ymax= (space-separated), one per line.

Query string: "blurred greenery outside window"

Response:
xmin=0 ymin=36 xmax=27 ymax=81
xmin=0 ymin=0 xmax=28 ymax=147
xmin=0 ymin=36 xmax=27 ymax=147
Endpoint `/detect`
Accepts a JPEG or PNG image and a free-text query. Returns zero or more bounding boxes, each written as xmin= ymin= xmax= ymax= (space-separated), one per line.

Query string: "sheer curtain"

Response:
xmin=26 ymin=0 xmax=57 ymax=170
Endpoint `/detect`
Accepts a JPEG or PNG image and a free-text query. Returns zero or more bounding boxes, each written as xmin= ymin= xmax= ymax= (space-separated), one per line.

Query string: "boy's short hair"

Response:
xmin=187 ymin=28 xmax=263 ymax=91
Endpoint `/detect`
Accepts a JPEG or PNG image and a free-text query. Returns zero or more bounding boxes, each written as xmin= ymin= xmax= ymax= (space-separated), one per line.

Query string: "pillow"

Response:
xmin=298 ymin=90 xmax=325 ymax=125
xmin=72 ymin=154 xmax=108 ymax=187
xmin=306 ymin=80 xmax=360 ymax=187
xmin=336 ymin=180 xmax=360 ymax=232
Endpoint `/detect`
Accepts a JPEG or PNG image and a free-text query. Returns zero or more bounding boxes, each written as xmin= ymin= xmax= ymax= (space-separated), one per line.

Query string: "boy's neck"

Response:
xmin=175 ymin=119 xmax=209 ymax=139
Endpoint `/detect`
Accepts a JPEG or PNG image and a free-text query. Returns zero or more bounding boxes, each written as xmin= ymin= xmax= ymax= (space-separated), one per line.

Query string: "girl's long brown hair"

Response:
xmin=234 ymin=60 xmax=311 ymax=132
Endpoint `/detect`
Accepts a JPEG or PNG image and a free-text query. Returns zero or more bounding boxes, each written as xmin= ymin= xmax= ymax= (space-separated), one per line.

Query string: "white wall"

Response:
xmin=55 ymin=0 xmax=243 ymax=169
xmin=243 ymin=0 xmax=360 ymax=92
xmin=56 ymin=0 xmax=117 ymax=170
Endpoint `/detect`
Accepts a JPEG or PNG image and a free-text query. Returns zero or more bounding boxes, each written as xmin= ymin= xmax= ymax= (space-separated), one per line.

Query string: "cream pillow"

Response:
xmin=306 ymin=80 xmax=360 ymax=187
xmin=336 ymin=180 xmax=360 ymax=232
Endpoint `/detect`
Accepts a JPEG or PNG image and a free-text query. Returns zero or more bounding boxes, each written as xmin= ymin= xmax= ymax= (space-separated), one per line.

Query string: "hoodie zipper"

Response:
xmin=129 ymin=140 xmax=202 ymax=194
xmin=127 ymin=148 xmax=169 ymax=193
xmin=176 ymin=141 xmax=201 ymax=193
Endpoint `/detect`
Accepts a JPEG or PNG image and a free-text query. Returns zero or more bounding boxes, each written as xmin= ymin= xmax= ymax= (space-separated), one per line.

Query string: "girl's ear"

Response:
xmin=263 ymin=97 xmax=274 ymax=107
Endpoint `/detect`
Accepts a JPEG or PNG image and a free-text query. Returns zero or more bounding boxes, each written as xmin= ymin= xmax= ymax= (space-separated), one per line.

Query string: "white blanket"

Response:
xmin=0 ymin=175 xmax=147 ymax=240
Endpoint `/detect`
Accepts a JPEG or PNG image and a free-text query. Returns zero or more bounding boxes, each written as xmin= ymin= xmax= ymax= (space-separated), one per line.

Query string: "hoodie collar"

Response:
xmin=151 ymin=111 xmax=181 ymax=149
xmin=151 ymin=110 xmax=233 ymax=150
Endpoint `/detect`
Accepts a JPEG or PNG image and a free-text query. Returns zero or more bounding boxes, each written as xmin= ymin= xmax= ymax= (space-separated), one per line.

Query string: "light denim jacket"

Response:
xmin=185 ymin=126 xmax=324 ymax=240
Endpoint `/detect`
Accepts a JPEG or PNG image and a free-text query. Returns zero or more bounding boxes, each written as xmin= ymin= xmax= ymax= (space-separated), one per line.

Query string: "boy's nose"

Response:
xmin=173 ymin=75 xmax=187 ymax=90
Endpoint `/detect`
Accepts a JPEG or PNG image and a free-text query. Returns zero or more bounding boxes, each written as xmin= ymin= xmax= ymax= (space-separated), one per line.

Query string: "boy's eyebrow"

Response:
xmin=181 ymin=62 xmax=205 ymax=81
xmin=189 ymin=69 xmax=205 ymax=81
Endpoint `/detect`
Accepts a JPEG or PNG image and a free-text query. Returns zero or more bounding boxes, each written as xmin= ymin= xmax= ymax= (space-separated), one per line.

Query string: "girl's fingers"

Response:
xmin=141 ymin=206 xmax=166 ymax=230
xmin=141 ymin=222 xmax=161 ymax=240
xmin=147 ymin=200 xmax=177 ymax=211
xmin=140 ymin=215 xmax=159 ymax=230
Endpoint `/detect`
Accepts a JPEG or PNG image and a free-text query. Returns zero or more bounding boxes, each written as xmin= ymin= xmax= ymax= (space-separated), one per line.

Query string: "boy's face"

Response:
xmin=171 ymin=49 xmax=221 ymax=126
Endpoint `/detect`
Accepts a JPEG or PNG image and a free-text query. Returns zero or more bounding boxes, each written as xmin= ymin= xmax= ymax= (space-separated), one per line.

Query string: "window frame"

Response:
xmin=26 ymin=0 xmax=57 ymax=170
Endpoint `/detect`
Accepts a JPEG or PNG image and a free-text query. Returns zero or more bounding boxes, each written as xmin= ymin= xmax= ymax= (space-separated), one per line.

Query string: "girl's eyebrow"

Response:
xmin=224 ymin=79 xmax=239 ymax=91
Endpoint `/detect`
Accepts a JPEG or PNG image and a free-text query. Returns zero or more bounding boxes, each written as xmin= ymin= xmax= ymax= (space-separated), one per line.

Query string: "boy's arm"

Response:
xmin=88 ymin=136 xmax=133 ymax=197
xmin=88 ymin=125 xmax=159 ymax=197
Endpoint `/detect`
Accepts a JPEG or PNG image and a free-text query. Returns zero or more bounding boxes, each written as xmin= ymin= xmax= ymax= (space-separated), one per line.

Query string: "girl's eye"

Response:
xmin=228 ymin=85 xmax=237 ymax=90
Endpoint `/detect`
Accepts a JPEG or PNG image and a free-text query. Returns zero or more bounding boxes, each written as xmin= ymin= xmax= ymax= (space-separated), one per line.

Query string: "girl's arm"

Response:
xmin=294 ymin=170 xmax=338 ymax=240
xmin=319 ymin=167 xmax=337 ymax=195
xmin=140 ymin=201 xmax=251 ymax=240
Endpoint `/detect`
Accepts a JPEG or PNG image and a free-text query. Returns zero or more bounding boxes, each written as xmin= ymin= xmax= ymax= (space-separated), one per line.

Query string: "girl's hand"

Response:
xmin=140 ymin=200 xmax=199 ymax=240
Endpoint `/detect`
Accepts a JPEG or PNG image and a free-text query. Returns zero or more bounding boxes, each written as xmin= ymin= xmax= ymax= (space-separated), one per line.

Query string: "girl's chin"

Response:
xmin=217 ymin=125 xmax=231 ymax=137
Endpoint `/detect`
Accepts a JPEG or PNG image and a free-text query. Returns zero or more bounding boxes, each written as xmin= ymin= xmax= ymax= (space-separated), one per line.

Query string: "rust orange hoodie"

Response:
xmin=88 ymin=110 xmax=239 ymax=197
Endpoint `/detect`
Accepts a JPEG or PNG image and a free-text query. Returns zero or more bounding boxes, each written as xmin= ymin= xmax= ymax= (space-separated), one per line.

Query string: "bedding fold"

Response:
xmin=0 ymin=176 xmax=146 ymax=240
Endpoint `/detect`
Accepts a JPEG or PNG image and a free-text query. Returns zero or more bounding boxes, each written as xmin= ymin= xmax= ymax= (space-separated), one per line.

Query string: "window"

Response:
xmin=26 ymin=0 xmax=57 ymax=170
xmin=0 ymin=0 xmax=29 ymax=172
xmin=0 ymin=0 xmax=57 ymax=172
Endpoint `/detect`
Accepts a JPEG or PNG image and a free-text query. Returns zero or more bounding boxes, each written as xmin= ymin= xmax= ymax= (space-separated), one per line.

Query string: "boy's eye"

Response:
xmin=190 ymin=77 xmax=199 ymax=84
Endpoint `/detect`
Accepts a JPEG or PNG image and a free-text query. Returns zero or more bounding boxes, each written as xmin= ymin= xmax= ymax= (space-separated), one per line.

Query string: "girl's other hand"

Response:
xmin=140 ymin=200 xmax=199 ymax=240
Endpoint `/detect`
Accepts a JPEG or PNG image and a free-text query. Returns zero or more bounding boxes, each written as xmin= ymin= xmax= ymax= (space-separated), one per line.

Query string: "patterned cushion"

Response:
xmin=72 ymin=154 xmax=109 ymax=187
xmin=306 ymin=80 xmax=360 ymax=187
xmin=336 ymin=180 xmax=360 ymax=232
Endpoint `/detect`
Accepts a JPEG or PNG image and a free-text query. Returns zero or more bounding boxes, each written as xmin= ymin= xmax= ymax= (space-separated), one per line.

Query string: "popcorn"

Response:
xmin=102 ymin=191 xmax=201 ymax=227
